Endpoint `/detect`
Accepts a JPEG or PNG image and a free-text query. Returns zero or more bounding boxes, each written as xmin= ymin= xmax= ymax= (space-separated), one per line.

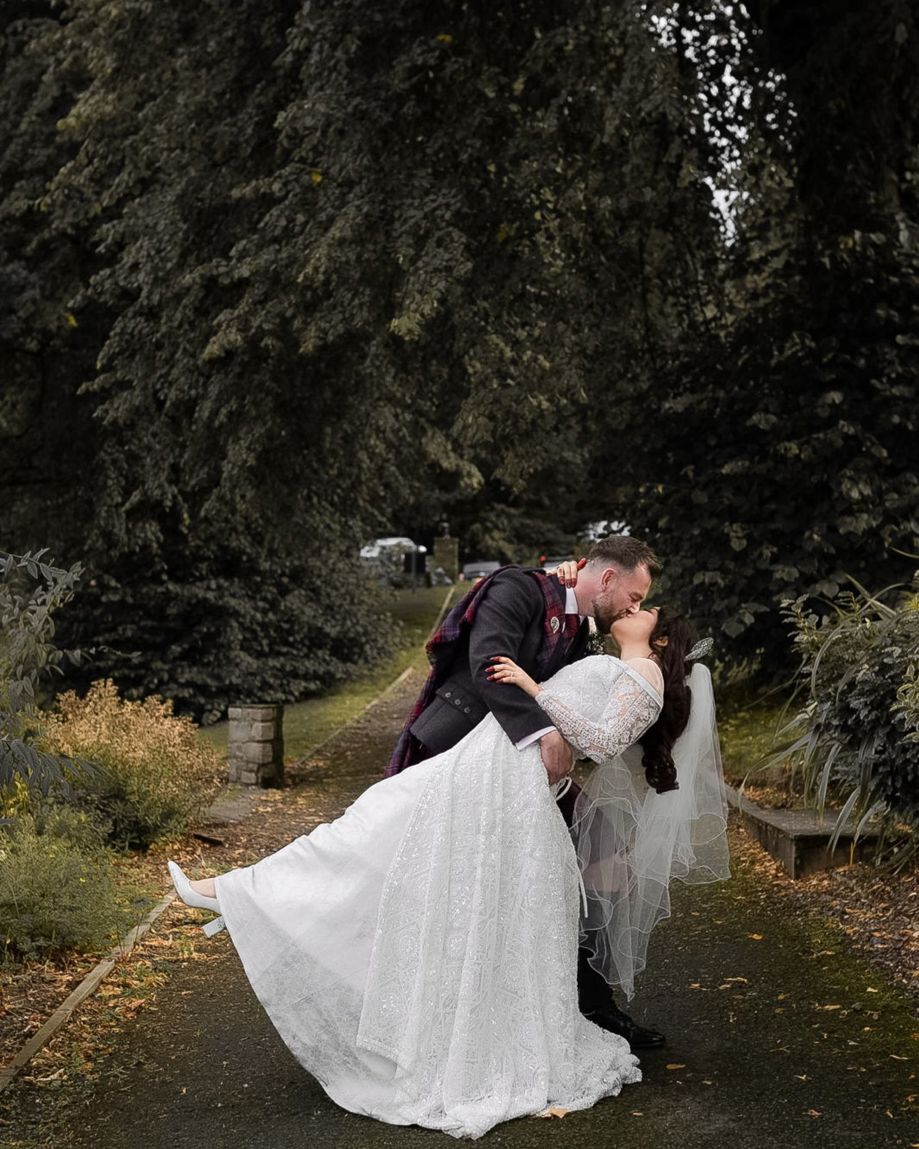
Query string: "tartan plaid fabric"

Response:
xmin=386 ymin=566 xmax=572 ymax=776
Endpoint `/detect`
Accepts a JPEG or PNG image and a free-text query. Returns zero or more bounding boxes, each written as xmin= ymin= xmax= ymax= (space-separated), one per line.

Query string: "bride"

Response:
xmin=168 ymin=607 xmax=728 ymax=1139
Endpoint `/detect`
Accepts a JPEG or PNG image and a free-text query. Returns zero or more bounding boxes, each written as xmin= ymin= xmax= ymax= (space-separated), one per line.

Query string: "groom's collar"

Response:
xmin=565 ymin=587 xmax=584 ymax=619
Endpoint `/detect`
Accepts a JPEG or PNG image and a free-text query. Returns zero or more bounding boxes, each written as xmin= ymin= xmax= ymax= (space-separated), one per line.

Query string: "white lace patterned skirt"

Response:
xmin=215 ymin=716 xmax=640 ymax=1139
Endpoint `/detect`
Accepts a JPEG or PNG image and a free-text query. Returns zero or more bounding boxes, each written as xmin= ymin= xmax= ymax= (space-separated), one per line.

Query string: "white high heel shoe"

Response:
xmin=167 ymin=861 xmax=226 ymax=937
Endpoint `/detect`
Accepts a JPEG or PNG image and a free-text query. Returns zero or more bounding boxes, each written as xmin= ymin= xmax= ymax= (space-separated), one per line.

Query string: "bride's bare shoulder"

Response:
xmin=623 ymin=656 xmax=664 ymax=695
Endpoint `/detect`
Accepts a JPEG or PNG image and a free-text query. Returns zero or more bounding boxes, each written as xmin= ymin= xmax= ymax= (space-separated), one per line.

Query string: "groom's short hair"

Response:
xmin=585 ymin=536 xmax=661 ymax=578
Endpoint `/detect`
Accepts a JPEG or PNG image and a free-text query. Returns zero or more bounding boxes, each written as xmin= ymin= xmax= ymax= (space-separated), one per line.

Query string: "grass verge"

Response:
xmin=198 ymin=585 xmax=451 ymax=761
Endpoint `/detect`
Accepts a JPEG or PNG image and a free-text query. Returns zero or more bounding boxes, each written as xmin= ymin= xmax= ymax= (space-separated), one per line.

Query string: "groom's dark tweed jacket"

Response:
xmin=396 ymin=566 xmax=589 ymax=765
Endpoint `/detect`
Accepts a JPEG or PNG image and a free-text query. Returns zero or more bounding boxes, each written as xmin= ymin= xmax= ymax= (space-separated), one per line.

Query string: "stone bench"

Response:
xmin=725 ymin=784 xmax=880 ymax=879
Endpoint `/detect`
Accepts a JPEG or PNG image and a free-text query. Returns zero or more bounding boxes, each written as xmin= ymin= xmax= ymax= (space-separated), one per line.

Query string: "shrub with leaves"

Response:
xmin=42 ymin=680 xmax=222 ymax=849
xmin=780 ymin=575 xmax=919 ymax=863
xmin=0 ymin=815 xmax=140 ymax=962
xmin=0 ymin=550 xmax=89 ymax=794
xmin=0 ymin=776 xmax=105 ymax=851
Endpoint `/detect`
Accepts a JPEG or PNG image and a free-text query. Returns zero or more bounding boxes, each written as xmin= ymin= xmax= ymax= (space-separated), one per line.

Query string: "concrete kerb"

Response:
xmin=0 ymin=590 xmax=455 ymax=1092
xmin=0 ymin=893 xmax=175 ymax=1094
xmin=288 ymin=665 xmax=413 ymax=768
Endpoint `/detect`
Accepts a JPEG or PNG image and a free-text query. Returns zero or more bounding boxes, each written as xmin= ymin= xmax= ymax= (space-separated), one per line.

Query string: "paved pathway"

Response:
xmin=2 ymin=680 xmax=915 ymax=1148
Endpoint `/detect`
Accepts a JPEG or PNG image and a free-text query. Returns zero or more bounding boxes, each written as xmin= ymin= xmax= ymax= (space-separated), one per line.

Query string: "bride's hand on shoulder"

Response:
xmin=486 ymin=656 xmax=541 ymax=698
xmin=551 ymin=558 xmax=586 ymax=588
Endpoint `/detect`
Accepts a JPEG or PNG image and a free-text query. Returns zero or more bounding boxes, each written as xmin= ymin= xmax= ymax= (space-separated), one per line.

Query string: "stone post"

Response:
xmin=432 ymin=536 xmax=459 ymax=581
xmin=227 ymin=703 xmax=284 ymax=787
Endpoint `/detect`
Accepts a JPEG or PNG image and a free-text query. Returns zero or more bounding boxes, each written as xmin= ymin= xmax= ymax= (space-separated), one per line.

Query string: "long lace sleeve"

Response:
xmin=536 ymin=664 xmax=662 ymax=763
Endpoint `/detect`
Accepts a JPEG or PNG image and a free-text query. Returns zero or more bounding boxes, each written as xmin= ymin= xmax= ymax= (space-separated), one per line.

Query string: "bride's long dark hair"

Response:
xmin=639 ymin=608 xmax=696 ymax=794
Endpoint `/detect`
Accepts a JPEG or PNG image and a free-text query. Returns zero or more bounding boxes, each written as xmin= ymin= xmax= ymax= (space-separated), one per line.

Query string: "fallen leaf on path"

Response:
xmin=749 ymin=933 xmax=764 ymax=940
xmin=535 ymin=1107 xmax=570 ymax=1119
xmin=666 ymin=1063 xmax=687 ymax=1070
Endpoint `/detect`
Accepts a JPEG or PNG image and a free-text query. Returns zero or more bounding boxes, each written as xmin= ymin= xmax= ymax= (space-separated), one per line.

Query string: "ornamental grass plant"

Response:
xmin=778 ymin=574 xmax=919 ymax=867
xmin=42 ymin=680 xmax=223 ymax=850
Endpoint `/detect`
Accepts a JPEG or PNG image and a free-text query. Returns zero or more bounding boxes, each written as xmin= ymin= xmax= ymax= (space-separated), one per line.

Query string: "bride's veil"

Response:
xmin=571 ymin=662 xmax=730 ymax=999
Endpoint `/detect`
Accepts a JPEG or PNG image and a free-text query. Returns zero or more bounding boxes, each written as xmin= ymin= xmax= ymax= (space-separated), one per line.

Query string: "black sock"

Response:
xmin=577 ymin=946 xmax=614 ymax=1014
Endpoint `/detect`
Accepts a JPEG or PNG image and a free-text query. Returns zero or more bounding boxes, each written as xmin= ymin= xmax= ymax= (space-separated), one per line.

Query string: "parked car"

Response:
xmin=360 ymin=537 xmax=427 ymax=585
xmin=461 ymin=560 xmax=501 ymax=582
xmin=360 ymin=536 xmax=421 ymax=560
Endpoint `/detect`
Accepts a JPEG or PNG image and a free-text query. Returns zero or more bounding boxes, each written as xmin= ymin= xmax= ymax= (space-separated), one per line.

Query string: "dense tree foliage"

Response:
xmin=0 ymin=550 xmax=89 ymax=792
xmin=1 ymin=1 xmax=916 ymax=710
xmin=616 ymin=1 xmax=919 ymax=658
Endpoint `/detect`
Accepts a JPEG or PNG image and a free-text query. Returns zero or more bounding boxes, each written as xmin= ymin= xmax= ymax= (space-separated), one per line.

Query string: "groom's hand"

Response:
xmin=538 ymin=730 xmax=574 ymax=785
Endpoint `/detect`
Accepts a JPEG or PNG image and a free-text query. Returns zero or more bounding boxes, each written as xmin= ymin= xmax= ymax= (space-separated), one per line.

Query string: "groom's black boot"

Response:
xmin=577 ymin=949 xmax=666 ymax=1050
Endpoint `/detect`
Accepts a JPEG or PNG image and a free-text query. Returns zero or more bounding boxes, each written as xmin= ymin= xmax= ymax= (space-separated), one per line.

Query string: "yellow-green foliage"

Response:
xmin=0 ymin=776 xmax=31 ymax=820
xmin=0 ymin=815 xmax=137 ymax=961
xmin=43 ymin=680 xmax=222 ymax=849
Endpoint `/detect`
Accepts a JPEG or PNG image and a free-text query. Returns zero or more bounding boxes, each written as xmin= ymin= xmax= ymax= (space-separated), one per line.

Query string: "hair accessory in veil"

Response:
xmin=685 ymin=636 xmax=713 ymax=662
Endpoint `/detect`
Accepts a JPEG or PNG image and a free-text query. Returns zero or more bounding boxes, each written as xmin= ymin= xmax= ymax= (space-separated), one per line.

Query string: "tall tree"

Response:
xmin=0 ymin=1 xmax=99 ymax=554
xmin=607 ymin=1 xmax=919 ymax=660
xmin=2 ymin=1 xmax=721 ymax=710
xmin=5 ymin=0 xmax=912 ymax=700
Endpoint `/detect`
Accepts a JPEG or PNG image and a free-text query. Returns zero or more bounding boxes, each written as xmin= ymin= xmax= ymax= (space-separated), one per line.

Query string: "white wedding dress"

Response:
xmin=215 ymin=656 xmax=664 ymax=1139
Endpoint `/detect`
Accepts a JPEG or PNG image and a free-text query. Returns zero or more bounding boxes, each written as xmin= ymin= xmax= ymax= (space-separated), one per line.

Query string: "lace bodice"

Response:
xmin=535 ymin=656 xmax=663 ymax=762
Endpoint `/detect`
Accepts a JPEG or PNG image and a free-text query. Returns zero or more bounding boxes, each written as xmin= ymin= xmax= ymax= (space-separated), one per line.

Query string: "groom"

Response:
xmin=388 ymin=535 xmax=666 ymax=1048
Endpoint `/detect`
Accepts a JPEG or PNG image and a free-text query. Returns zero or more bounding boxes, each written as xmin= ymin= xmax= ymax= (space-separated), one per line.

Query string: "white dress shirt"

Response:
xmin=514 ymin=588 xmax=583 ymax=750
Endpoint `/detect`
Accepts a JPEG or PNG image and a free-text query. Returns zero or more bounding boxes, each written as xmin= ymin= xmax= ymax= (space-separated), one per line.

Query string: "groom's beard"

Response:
xmin=592 ymin=597 xmax=615 ymax=634
xmin=592 ymin=597 xmax=622 ymax=634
